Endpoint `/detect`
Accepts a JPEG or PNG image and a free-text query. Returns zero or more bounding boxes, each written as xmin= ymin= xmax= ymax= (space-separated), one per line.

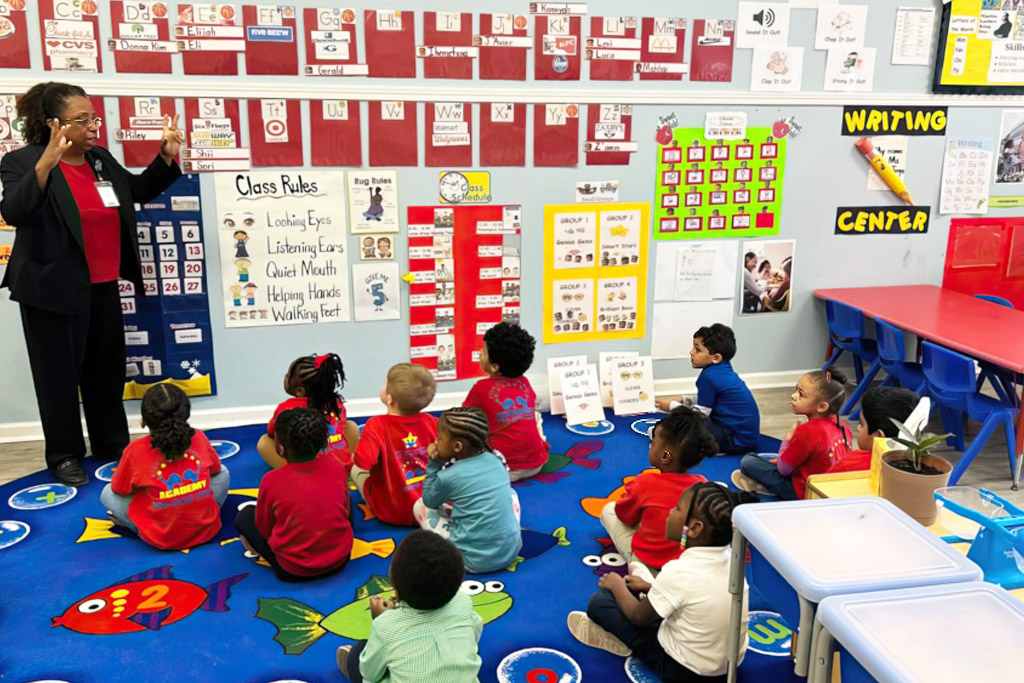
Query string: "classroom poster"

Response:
xmin=740 ymin=239 xmax=794 ymax=315
xmin=543 ymin=202 xmax=650 ymax=344
xmin=302 ymin=7 xmax=367 ymax=76
xmin=637 ymin=17 xmax=687 ymax=80
xmin=352 ymin=262 xmax=401 ymax=322
xmin=123 ymin=175 xmax=216 ymax=399
xmin=599 ymin=351 xmax=638 ymax=407
xmin=815 ymin=4 xmax=868 ymax=50
xmin=347 ymin=170 xmax=399 ymax=234
xmin=823 ymin=47 xmax=876 ymax=92
xmin=936 ymin=0 xmax=1024 ymax=93
xmin=214 ymin=170 xmax=350 ymax=327
xmin=940 ymin=138 xmax=994 ymax=215
xmin=38 ymin=0 xmax=101 ymax=73
xmin=109 ymin=1 xmax=177 ymax=73
xmin=654 ymin=126 xmax=785 ymax=240
xmin=750 ymin=46 xmax=804 ymax=92
xmin=735 ymin=3 xmax=791 ymax=49
xmin=408 ymin=205 xmax=522 ymax=381
xmin=0 ymin=0 xmax=31 ymax=69
xmin=181 ymin=97 xmax=250 ymax=172
xmin=475 ymin=13 xmax=531 ymax=80
xmin=996 ymin=110 xmax=1024 ymax=184
xmin=610 ymin=355 xmax=655 ymax=416
xmin=175 ymin=3 xmax=244 ymax=75
xmin=560 ymin=364 xmax=606 ymax=426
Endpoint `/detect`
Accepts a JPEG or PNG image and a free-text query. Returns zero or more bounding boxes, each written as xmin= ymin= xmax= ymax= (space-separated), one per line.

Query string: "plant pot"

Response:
xmin=879 ymin=451 xmax=953 ymax=525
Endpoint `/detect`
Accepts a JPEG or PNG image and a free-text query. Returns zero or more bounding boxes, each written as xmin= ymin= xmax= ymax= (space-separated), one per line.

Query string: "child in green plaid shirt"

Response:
xmin=338 ymin=530 xmax=483 ymax=682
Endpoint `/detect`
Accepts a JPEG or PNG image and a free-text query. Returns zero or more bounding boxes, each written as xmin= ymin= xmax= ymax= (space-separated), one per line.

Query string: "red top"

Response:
xmin=828 ymin=449 xmax=871 ymax=474
xmin=463 ymin=376 xmax=550 ymax=472
xmin=255 ymin=454 xmax=353 ymax=576
xmin=814 ymin=285 xmax=1024 ymax=373
xmin=353 ymin=413 xmax=437 ymax=526
xmin=59 ymin=160 xmax=120 ymax=283
xmin=614 ymin=471 xmax=707 ymax=569
xmin=267 ymin=396 xmax=351 ymax=469
xmin=779 ymin=418 xmax=852 ymax=498
xmin=111 ymin=430 xmax=222 ymax=550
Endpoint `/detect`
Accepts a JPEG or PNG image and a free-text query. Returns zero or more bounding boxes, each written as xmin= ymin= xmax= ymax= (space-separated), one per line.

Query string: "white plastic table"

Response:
xmin=726 ymin=498 xmax=983 ymax=682
xmin=810 ymin=582 xmax=1024 ymax=683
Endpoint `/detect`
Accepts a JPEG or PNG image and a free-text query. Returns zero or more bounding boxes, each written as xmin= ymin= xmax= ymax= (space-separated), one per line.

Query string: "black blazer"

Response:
xmin=0 ymin=144 xmax=181 ymax=314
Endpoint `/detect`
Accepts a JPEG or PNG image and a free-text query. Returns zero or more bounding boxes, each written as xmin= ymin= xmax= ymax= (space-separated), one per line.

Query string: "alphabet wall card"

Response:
xmin=599 ymin=351 xmax=638 ymax=407
xmin=214 ymin=170 xmax=350 ymax=327
xmin=535 ymin=15 xmax=582 ymax=80
xmin=181 ymin=97 xmax=250 ymax=172
xmin=690 ymin=19 xmax=735 ymax=82
xmin=39 ymin=0 xmax=101 ymax=72
xmin=585 ymin=104 xmax=637 ymax=165
xmin=0 ymin=0 xmax=31 ymax=69
xmin=534 ymin=103 xmax=580 ymax=167
xmin=940 ymin=138 xmax=993 ymax=215
xmin=302 ymin=7 xmax=367 ymax=76
xmin=421 ymin=11 xmax=476 ymax=79
xmin=544 ymin=202 xmax=650 ymax=343
xmin=242 ymin=4 xmax=297 ymax=75
xmin=348 ymin=170 xmax=399 ymax=234
xmin=841 ymin=106 xmax=947 ymax=136
xmin=353 ymin=262 xmax=400 ymax=322
xmin=560 ymin=364 xmax=606 ymax=426
xmin=247 ymin=99 xmax=303 ymax=167
xmin=176 ymin=3 xmax=244 ymax=75
xmin=637 ymin=17 xmax=687 ymax=80
xmin=426 ymin=102 xmax=472 ymax=168
xmin=547 ymin=355 xmax=587 ymax=415
xmin=364 ymin=9 xmax=415 ymax=77
xmin=109 ymin=1 xmax=176 ymax=73
xmin=475 ymin=13 xmax=531 ymax=80
xmin=611 ymin=356 xmax=655 ymax=416
xmin=368 ymin=101 xmax=418 ymax=167
xmin=735 ymin=2 xmax=791 ymax=49
xmin=310 ymin=99 xmax=362 ymax=167
xmin=480 ymin=102 xmax=527 ymax=166
xmin=587 ymin=16 xmax=639 ymax=81
xmin=115 ymin=96 xmax=176 ymax=168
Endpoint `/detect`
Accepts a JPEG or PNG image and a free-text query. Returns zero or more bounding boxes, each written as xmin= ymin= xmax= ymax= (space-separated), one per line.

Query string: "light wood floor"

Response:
xmin=2 ymin=387 xmax=1021 ymax=506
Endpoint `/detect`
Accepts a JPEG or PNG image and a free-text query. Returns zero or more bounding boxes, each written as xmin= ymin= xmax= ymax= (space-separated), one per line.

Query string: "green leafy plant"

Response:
xmin=890 ymin=418 xmax=952 ymax=473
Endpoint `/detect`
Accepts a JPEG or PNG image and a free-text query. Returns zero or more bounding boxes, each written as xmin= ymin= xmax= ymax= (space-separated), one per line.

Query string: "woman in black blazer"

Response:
xmin=0 ymin=82 xmax=183 ymax=486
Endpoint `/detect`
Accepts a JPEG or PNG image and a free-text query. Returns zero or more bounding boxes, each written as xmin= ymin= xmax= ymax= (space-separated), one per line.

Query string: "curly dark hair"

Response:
xmin=141 ymin=384 xmax=195 ymax=462
xmin=275 ymin=407 xmax=328 ymax=462
xmin=686 ymin=482 xmax=758 ymax=546
xmin=439 ymin=407 xmax=490 ymax=454
xmin=16 ymin=82 xmax=88 ymax=146
xmin=693 ymin=323 xmax=737 ymax=362
xmin=655 ymin=405 xmax=719 ymax=470
xmin=483 ymin=322 xmax=535 ymax=378
xmin=861 ymin=387 xmax=919 ymax=438
xmin=390 ymin=530 xmax=465 ymax=610
xmin=287 ymin=353 xmax=346 ymax=418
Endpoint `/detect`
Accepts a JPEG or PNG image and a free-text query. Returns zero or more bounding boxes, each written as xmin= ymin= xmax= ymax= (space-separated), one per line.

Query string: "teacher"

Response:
xmin=0 ymin=82 xmax=183 ymax=487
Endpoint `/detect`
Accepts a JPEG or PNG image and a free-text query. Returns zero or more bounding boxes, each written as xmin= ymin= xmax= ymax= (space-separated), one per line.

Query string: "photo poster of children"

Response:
xmin=359 ymin=234 xmax=395 ymax=260
xmin=654 ymin=127 xmax=785 ymax=240
xmin=740 ymin=239 xmax=795 ymax=315
xmin=995 ymin=110 xmax=1024 ymax=185
xmin=347 ymin=169 xmax=400 ymax=233
xmin=214 ymin=170 xmax=351 ymax=327
xmin=407 ymin=204 xmax=522 ymax=381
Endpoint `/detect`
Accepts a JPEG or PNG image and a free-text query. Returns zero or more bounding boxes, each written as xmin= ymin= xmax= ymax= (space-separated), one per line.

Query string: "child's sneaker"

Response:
xmin=731 ymin=469 xmax=771 ymax=495
xmin=655 ymin=395 xmax=695 ymax=412
xmin=337 ymin=645 xmax=352 ymax=678
xmin=567 ymin=611 xmax=632 ymax=656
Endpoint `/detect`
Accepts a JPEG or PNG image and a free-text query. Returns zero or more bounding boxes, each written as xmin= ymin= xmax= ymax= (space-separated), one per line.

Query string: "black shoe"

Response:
xmin=54 ymin=459 xmax=90 ymax=487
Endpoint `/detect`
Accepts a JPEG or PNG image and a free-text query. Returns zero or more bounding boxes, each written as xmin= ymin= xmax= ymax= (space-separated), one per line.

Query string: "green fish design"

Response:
xmin=257 ymin=575 xmax=513 ymax=654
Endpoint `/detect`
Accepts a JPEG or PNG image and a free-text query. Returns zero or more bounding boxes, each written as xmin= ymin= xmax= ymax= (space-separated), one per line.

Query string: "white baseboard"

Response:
xmin=0 ymin=368 xmax=812 ymax=444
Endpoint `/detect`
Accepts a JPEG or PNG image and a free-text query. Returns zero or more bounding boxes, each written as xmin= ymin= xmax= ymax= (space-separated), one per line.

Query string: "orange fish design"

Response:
xmin=580 ymin=469 xmax=659 ymax=518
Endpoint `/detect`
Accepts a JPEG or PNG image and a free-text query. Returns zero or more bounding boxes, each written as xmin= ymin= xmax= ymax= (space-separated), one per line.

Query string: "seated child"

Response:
xmin=829 ymin=387 xmax=921 ymax=473
xmin=657 ymin=324 xmax=760 ymax=455
xmin=732 ymin=370 xmax=852 ymax=500
xmin=337 ymin=530 xmax=483 ymax=683
xmin=352 ymin=363 xmax=437 ymax=526
xmin=601 ymin=406 xmax=716 ymax=572
xmin=236 ymin=407 xmax=352 ymax=581
xmin=463 ymin=322 xmax=549 ymax=482
xmin=102 ymin=384 xmax=229 ymax=551
xmin=258 ymin=353 xmax=358 ymax=470
xmin=413 ymin=407 xmax=523 ymax=573
xmin=570 ymin=483 xmax=755 ymax=682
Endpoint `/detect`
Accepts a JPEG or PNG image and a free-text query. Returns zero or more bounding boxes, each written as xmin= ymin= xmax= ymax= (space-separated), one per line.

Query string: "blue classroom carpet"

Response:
xmin=0 ymin=412 xmax=799 ymax=683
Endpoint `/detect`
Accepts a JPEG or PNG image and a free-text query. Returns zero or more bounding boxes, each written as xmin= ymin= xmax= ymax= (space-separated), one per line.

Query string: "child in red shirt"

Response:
xmin=601 ymin=406 xmax=716 ymax=571
xmin=829 ymin=387 xmax=922 ymax=474
xmin=101 ymin=384 xmax=229 ymax=550
xmin=236 ymin=407 xmax=353 ymax=581
xmin=258 ymin=353 xmax=358 ymax=471
xmin=463 ymin=323 xmax=549 ymax=482
xmin=352 ymin=363 xmax=438 ymax=526
xmin=733 ymin=370 xmax=852 ymax=499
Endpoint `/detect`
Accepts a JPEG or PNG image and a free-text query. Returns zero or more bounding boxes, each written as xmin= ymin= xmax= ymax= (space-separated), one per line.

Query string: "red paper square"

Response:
xmin=534 ymin=104 xmax=579 ymax=167
xmin=535 ymin=16 xmax=581 ymax=80
xmin=368 ymin=101 xmax=418 ymax=167
xmin=422 ymin=11 xmax=473 ymax=79
xmin=247 ymin=99 xmax=303 ymax=167
xmin=477 ymin=13 xmax=529 ymax=80
xmin=480 ymin=103 xmax=526 ymax=167
xmin=364 ymin=9 xmax=415 ymax=77
xmin=243 ymin=5 xmax=298 ymax=75
xmin=310 ymin=100 xmax=362 ymax=167
xmin=425 ymin=103 xmax=472 ymax=168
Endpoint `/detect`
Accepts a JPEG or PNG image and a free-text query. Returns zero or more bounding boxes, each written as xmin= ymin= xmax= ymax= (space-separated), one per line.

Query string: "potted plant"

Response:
xmin=878 ymin=417 xmax=953 ymax=525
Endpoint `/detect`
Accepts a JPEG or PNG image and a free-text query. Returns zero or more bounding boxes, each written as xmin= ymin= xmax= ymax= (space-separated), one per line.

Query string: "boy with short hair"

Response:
xmin=829 ymin=387 xmax=921 ymax=473
xmin=352 ymin=363 xmax=438 ymax=526
xmin=657 ymin=323 xmax=760 ymax=455
xmin=338 ymin=530 xmax=483 ymax=682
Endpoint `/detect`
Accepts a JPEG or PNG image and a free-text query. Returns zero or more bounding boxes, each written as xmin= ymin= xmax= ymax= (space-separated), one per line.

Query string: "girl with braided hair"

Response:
xmin=570 ymin=482 xmax=757 ymax=682
xmin=733 ymin=369 xmax=852 ymax=500
xmin=258 ymin=353 xmax=359 ymax=470
xmin=101 ymin=384 xmax=230 ymax=550
xmin=413 ymin=407 xmax=523 ymax=573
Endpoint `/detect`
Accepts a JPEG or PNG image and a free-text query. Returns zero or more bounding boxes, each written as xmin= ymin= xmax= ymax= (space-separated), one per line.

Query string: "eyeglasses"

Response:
xmin=63 ymin=116 xmax=103 ymax=128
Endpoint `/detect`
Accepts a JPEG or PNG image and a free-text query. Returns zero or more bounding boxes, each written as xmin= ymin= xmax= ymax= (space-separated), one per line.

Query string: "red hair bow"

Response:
xmin=314 ymin=354 xmax=331 ymax=369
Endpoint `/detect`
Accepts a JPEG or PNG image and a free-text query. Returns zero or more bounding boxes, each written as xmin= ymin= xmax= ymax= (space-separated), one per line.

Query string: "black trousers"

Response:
xmin=234 ymin=505 xmax=349 ymax=583
xmin=19 ymin=281 xmax=128 ymax=470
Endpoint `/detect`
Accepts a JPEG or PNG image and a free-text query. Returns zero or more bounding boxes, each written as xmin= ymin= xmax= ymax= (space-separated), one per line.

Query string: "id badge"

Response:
xmin=95 ymin=181 xmax=120 ymax=208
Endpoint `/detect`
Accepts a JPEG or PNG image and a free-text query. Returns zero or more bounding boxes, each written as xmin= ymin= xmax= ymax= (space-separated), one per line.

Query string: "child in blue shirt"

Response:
xmin=412 ymin=407 xmax=523 ymax=573
xmin=658 ymin=324 xmax=760 ymax=455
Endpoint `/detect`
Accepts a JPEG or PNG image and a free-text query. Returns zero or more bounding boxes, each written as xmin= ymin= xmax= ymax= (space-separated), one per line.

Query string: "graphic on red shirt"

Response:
xmin=152 ymin=453 xmax=213 ymax=509
xmin=354 ymin=414 xmax=437 ymax=526
xmin=267 ymin=396 xmax=351 ymax=469
xmin=464 ymin=377 xmax=549 ymax=472
xmin=779 ymin=419 xmax=852 ymax=498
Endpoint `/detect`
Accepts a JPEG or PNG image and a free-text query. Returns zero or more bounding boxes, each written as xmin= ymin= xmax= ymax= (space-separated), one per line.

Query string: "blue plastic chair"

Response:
xmin=975 ymin=294 xmax=1014 ymax=307
xmin=874 ymin=319 xmax=926 ymax=394
xmin=973 ymin=294 xmax=1020 ymax=409
xmin=823 ymin=301 xmax=878 ymax=389
xmin=921 ymin=341 xmax=1018 ymax=489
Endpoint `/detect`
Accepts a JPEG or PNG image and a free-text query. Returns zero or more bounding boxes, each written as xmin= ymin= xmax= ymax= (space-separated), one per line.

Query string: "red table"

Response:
xmin=814 ymin=285 xmax=1024 ymax=484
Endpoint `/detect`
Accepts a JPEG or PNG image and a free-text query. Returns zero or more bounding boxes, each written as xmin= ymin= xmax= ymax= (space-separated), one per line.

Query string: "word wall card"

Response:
xmin=109 ymin=1 xmax=177 ymax=73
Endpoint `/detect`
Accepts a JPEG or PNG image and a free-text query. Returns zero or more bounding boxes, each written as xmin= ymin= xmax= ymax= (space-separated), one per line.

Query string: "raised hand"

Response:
xmin=160 ymin=113 xmax=184 ymax=161
xmin=35 ymin=119 xmax=73 ymax=189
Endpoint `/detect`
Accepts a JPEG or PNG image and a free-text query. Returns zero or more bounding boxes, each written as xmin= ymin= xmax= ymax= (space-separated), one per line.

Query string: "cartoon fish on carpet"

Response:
xmin=581 ymin=538 xmax=628 ymax=577
xmin=580 ymin=469 xmax=659 ymax=517
xmin=52 ymin=566 xmax=247 ymax=635
xmin=506 ymin=526 xmax=570 ymax=572
xmin=257 ymin=575 xmax=514 ymax=654
xmin=516 ymin=440 xmax=604 ymax=486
